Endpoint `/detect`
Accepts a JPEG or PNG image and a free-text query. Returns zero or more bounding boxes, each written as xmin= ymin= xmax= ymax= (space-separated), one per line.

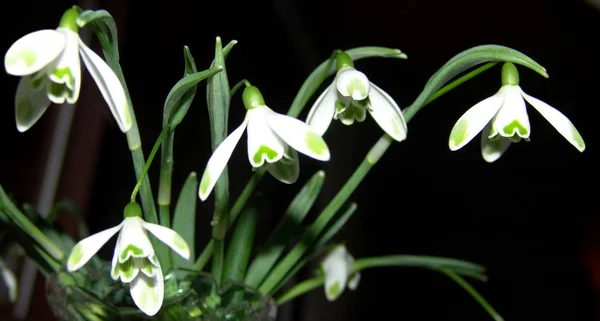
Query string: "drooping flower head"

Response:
xmin=4 ymin=7 xmax=131 ymax=133
xmin=199 ymin=85 xmax=331 ymax=201
xmin=67 ymin=202 xmax=190 ymax=316
xmin=320 ymin=244 xmax=360 ymax=301
xmin=306 ymin=51 xmax=407 ymax=141
xmin=449 ymin=62 xmax=585 ymax=162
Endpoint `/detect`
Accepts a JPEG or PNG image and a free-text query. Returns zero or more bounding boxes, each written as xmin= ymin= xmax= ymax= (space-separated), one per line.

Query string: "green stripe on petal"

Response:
xmin=521 ymin=90 xmax=586 ymax=152
xmin=246 ymin=107 xmax=285 ymax=167
xmin=5 ymin=29 xmax=65 ymax=76
xmin=253 ymin=145 xmax=279 ymax=164
xmin=199 ymin=117 xmax=248 ymax=201
xmin=142 ymin=222 xmax=190 ymax=260
xmin=267 ymin=113 xmax=330 ymax=161
xmin=449 ymin=90 xmax=505 ymax=151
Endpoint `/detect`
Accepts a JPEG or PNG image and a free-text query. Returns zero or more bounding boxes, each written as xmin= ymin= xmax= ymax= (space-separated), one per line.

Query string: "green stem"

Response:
xmin=404 ymin=62 xmax=497 ymax=121
xmin=275 ymin=255 xmax=486 ymax=305
xmin=212 ymin=239 xmax=225 ymax=285
xmin=193 ymin=168 xmax=267 ymax=271
xmin=439 ymin=268 xmax=504 ymax=321
xmin=157 ymin=129 xmax=175 ymax=224
xmin=130 ymin=126 xmax=170 ymax=202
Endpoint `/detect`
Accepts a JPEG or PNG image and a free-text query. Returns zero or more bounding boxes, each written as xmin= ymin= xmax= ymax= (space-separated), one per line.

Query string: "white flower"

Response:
xmin=0 ymin=258 xmax=17 ymax=302
xmin=66 ymin=203 xmax=190 ymax=316
xmin=306 ymin=52 xmax=407 ymax=141
xmin=199 ymin=85 xmax=330 ymax=201
xmin=4 ymin=8 xmax=131 ymax=133
xmin=449 ymin=63 xmax=585 ymax=162
xmin=320 ymin=245 xmax=360 ymax=301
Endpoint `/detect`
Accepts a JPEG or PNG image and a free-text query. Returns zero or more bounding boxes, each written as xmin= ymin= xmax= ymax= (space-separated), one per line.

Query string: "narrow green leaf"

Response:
xmin=246 ymin=170 xmax=326 ymax=288
xmin=76 ymin=9 xmax=120 ymax=62
xmin=223 ymin=199 xmax=259 ymax=283
xmin=404 ymin=44 xmax=548 ymax=121
xmin=163 ymin=66 xmax=222 ymax=129
xmin=172 ymin=172 xmax=198 ymax=270
xmin=0 ymin=185 xmax=64 ymax=261
xmin=288 ymin=46 xmax=407 ymax=118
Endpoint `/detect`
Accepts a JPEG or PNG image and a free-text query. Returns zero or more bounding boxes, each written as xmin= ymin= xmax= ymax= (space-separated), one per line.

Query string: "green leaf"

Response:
xmin=245 ymin=170 xmax=326 ymax=288
xmin=404 ymin=44 xmax=548 ymax=121
xmin=268 ymin=201 xmax=358 ymax=295
xmin=163 ymin=65 xmax=222 ymax=129
xmin=223 ymin=198 xmax=260 ymax=283
xmin=288 ymin=46 xmax=407 ymax=118
xmin=0 ymin=185 xmax=64 ymax=262
xmin=76 ymin=9 xmax=120 ymax=63
xmin=172 ymin=172 xmax=198 ymax=270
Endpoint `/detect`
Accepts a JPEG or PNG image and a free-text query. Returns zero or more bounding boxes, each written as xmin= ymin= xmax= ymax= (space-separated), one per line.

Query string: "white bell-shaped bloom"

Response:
xmin=449 ymin=63 xmax=585 ymax=162
xmin=199 ymin=85 xmax=330 ymax=201
xmin=4 ymin=8 xmax=131 ymax=133
xmin=66 ymin=203 xmax=190 ymax=316
xmin=306 ymin=52 xmax=407 ymax=141
xmin=320 ymin=245 xmax=360 ymax=301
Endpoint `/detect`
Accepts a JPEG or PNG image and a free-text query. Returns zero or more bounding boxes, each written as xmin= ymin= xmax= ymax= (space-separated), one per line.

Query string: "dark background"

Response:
xmin=0 ymin=0 xmax=599 ymax=320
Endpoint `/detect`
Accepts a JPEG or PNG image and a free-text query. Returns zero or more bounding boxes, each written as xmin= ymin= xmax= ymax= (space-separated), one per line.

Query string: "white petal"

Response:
xmin=481 ymin=124 xmax=512 ymax=163
xmin=142 ymin=222 xmax=190 ymax=260
xmin=129 ymin=263 xmax=164 ymax=316
xmin=335 ymin=68 xmax=370 ymax=100
xmin=246 ymin=107 xmax=285 ymax=167
xmin=492 ymin=85 xmax=530 ymax=139
xmin=110 ymin=246 xmax=120 ymax=281
xmin=78 ymin=40 xmax=132 ymax=132
xmin=14 ymin=75 xmax=52 ymax=132
xmin=267 ymin=148 xmax=300 ymax=184
xmin=306 ymin=84 xmax=337 ymax=136
xmin=367 ymin=83 xmax=407 ymax=142
xmin=0 ymin=259 xmax=17 ymax=302
xmin=267 ymin=111 xmax=330 ymax=162
xmin=5 ymin=30 xmax=65 ymax=76
xmin=347 ymin=272 xmax=361 ymax=291
xmin=321 ymin=246 xmax=351 ymax=301
xmin=521 ymin=90 xmax=585 ymax=152
xmin=199 ymin=117 xmax=248 ymax=201
xmin=448 ymin=89 xmax=505 ymax=151
xmin=116 ymin=217 xmax=154 ymax=263
xmin=67 ymin=223 xmax=123 ymax=272
xmin=47 ymin=29 xmax=81 ymax=104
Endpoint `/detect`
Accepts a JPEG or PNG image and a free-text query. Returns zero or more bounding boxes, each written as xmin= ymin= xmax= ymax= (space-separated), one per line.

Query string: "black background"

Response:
xmin=0 ymin=0 xmax=598 ymax=320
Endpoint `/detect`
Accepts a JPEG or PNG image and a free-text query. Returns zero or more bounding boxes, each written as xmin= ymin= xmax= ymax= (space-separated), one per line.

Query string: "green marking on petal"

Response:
xmin=571 ymin=126 xmax=585 ymax=150
xmin=173 ymin=234 xmax=188 ymax=252
xmin=502 ymin=119 xmax=528 ymax=137
xmin=119 ymin=259 xmax=134 ymax=279
xmin=327 ymin=281 xmax=342 ymax=300
xmin=306 ymin=131 xmax=328 ymax=156
xmin=253 ymin=145 xmax=279 ymax=164
xmin=450 ymin=119 xmax=469 ymax=148
xmin=120 ymin=244 xmax=144 ymax=261
xmin=199 ymin=172 xmax=211 ymax=196
xmin=6 ymin=48 xmax=37 ymax=68
xmin=346 ymin=79 xmax=368 ymax=99
xmin=52 ymin=67 xmax=75 ymax=89
xmin=68 ymin=243 xmax=84 ymax=268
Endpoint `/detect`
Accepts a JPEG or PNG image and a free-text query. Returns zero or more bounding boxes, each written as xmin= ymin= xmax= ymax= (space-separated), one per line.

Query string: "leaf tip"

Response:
xmin=317 ymin=170 xmax=325 ymax=178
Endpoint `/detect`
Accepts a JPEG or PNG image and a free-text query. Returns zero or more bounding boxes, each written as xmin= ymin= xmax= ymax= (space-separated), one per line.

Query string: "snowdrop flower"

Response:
xmin=0 ymin=258 xmax=17 ymax=302
xmin=306 ymin=51 xmax=407 ymax=141
xmin=199 ymin=85 xmax=330 ymax=201
xmin=320 ymin=244 xmax=360 ymax=301
xmin=449 ymin=62 xmax=585 ymax=162
xmin=67 ymin=202 xmax=190 ymax=316
xmin=4 ymin=7 xmax=131 ymax=133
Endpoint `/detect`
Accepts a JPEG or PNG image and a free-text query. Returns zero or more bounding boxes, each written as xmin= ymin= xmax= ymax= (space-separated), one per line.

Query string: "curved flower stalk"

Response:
xmin=320 ymin=244 xmax=360 ymax=301
xmin=66 ymin=202 xmax=190 ymax=316
xmin=306 ymin=51 xmax=407 ymax=142
xmin=199 ymin=85 xmax=330 ymax=201
xmin=449 ymin=62 xmax=585 ymax=162
xmin=4 ymin=7 xmax=131 ymax=133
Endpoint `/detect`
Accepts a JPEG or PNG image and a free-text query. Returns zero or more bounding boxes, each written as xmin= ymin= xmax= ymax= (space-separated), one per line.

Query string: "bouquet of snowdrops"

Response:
xmin=0 ymin=5 xmax=586 ymax=321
